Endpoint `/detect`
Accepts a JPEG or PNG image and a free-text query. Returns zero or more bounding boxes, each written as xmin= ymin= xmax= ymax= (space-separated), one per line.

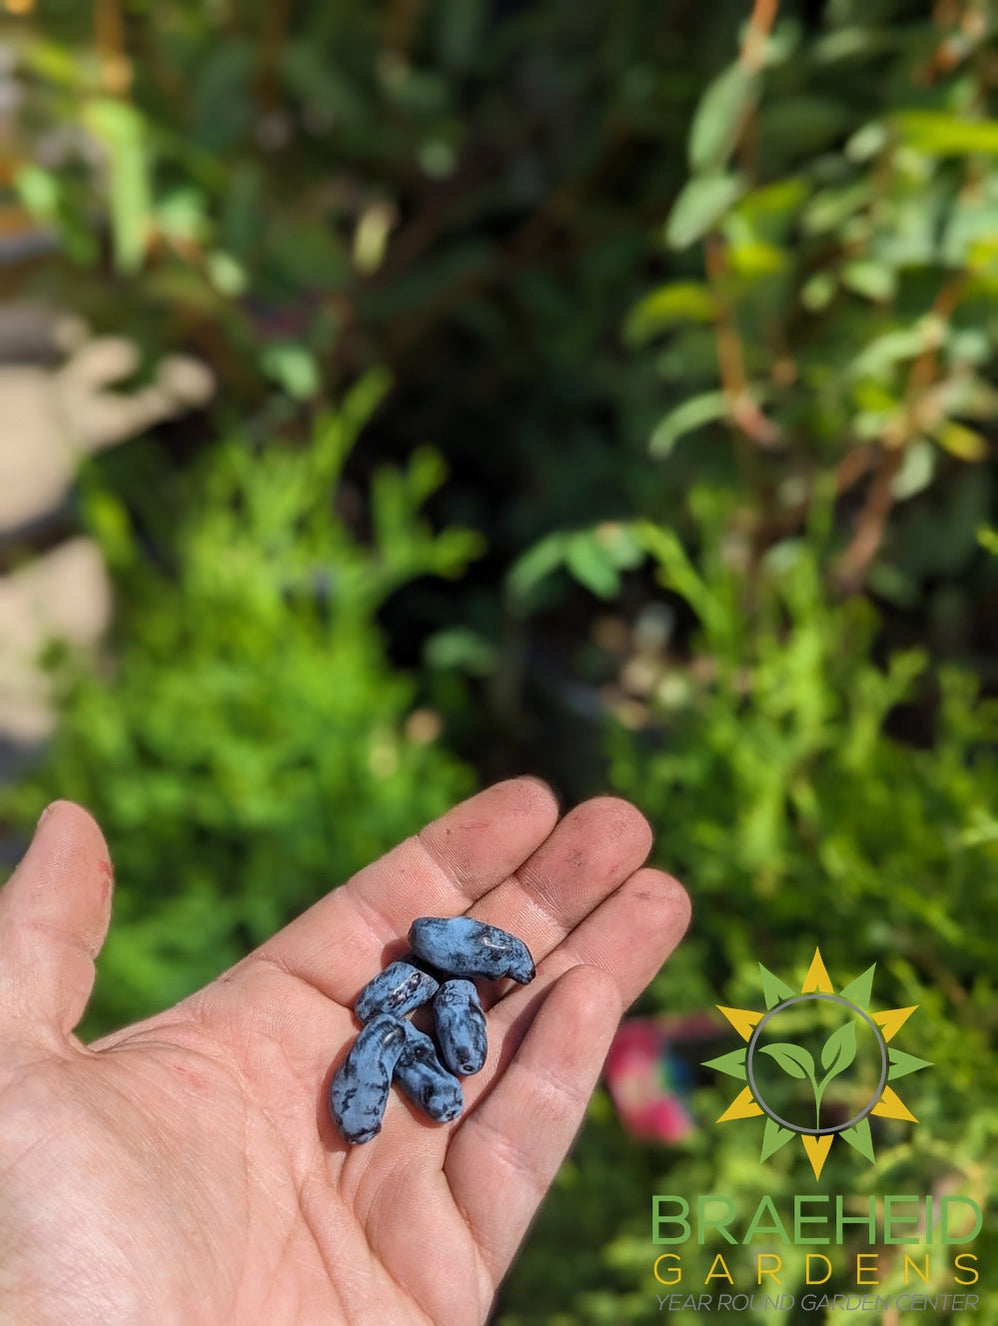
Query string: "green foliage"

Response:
xmin=4 ymin=1 xmax=998 ymax=1322
xmin=494 ymin=4 xmax=998 ymax=1314
xmin=500 ymin=493 xmax=998 ymax=1322
xmin=642 ymin=0 xmax=998 ymax=619
xmin=3 ymin=377 xmax=481 ymax=1034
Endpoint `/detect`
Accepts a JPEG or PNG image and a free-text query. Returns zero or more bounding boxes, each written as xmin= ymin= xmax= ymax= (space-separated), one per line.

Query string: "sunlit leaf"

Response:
xmin=665 ymin=173 xmax=745 ymax=250
xmin=650 ymin=391 xmax=728 ymax=457
xmin=206 ymin=251 xmax=248 ymax=296
xmin=727 ymin=238 xmax=786 ymax=278
xmin=14 ymin=163 xmax=59 ymax=220
xmin=892 ymin=440 xmax=936 ymax=501
xmin=979 ymin=526 xmax=998 ymax=556
xmin=846 ymin=120 xmax=888 ymax=162
xmin=801 ymin=182 xmax=871 ymax=235
xmin=933 ymin=419 xmax=988 ymax=462
xmin=801 ymin=272 xmax=836 ymax=311
xmin=842 ymin=260 xmax=896 ymax=302
xmin=85 ymin=98 xmax=152 ymax=273
xmin=624 ymin=282 xmax=716 ymax=344
xmin=895 ymin=111 xmax=998 ymax=157
xmin=688 ymin=62 xmax=760 ymax=172
xmin=261 ymin=342 xmax=321 ymax=400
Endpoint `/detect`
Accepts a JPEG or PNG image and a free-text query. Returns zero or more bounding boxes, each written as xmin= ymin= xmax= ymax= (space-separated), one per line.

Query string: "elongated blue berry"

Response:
xmin=394 ymin=1022 xmax=463 ymax=1123
xmin=433 ymin=979 xmax=488 ymax=1076
xmin=408 ymin=915 xmax=535 ymax=984
xmin=355 ymin=960 xmax=439 ymax=1023
xmin=329 ymin=1014 xmax=406 ymax=1145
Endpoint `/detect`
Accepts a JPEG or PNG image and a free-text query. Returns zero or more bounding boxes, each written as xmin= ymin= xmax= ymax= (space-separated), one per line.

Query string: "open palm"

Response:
xmin=0 ymin=779 xmax=689 ymax=1326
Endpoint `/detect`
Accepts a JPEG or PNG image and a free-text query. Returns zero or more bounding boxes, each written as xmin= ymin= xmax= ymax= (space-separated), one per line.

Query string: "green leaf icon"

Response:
xmin=820 ymin=1021 xmax=858 ymax=1081
xmin=758 ymin=1042 xmax=816 ymax=1082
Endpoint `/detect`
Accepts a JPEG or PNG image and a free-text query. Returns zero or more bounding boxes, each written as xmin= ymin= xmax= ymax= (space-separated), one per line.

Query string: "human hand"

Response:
xmin=0 ymin=779 xmax=689 ymax=1326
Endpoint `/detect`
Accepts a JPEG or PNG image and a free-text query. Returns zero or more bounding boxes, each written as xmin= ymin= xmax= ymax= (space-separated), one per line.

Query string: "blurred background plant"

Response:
xmin=1 ymin=0 xmax=996 ymax=1322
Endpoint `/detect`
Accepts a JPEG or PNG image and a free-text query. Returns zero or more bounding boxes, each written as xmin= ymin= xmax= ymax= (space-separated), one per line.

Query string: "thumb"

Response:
xmin=0 ymin=801 xmax=114 ymax=1039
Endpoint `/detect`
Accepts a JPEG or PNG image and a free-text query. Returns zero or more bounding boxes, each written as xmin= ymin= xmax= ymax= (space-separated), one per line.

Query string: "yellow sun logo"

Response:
xmin=704 ymin=948 xmax=931 ymax=1180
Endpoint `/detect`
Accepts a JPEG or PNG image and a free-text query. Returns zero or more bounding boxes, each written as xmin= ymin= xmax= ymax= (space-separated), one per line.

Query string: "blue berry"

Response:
xmin=433 ymin=979 xmax=488 ymax=1076
xmin=408 ymin=916 xmax=535 ymax=984
xmin=355 ymin=960 xmax=439 ymax=1023
xmin=329 ymin=1014 xmax=406 ymax=1145
xmin=394 ymin=1022 xmax=463 ymax=1123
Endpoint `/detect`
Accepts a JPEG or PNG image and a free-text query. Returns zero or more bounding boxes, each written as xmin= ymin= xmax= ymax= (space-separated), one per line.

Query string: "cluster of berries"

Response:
xmin=329 ymin=916 xmax=535 ymax=1144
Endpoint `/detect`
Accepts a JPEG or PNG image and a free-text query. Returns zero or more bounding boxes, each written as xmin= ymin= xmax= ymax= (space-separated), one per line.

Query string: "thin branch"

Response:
xmin=96 ymin=0 xmax=131 ymax=95
xmin=256 ymin=0 xmax=295 ymax=109
xmin=835 ymin=278 xmax=964 ymax=591
xmin=740 ymin=0 xmax=780 ymax=71
xmin=704 ymin=234 xmax=780 ymax=488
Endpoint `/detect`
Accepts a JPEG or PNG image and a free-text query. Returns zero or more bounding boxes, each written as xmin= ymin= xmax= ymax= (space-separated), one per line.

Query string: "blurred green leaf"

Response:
xmin=624 ymin=281 xmax=716 ymax=344
xmin=933 ymin=419 xmax=988 ymax=462
xmin=14 ymin=163 xmax=60 ymax=220
xmin=424 ymin=627 xmax=497 ymax=676
xmin=841 ymin=259 xmax=896 ymax=302
xmin=650 ymin=391 xmax=727 ymax=457
xmin=84 ymin=99 xmax=152 ymax=273
xmin=506 ymin=533 xmax=569 ymax=610
xmin=848 ymin=322 xmax=936 ymax=380
xmin=688 ymin=62 xmax=760 ymax=172
xmin=895 ymin=111 xmax=998 ymax=157
xmin=891 ymin=439 xmax=936 ymax=502
xmin=758 ymin=96 xmax=850 ymax=160
xmin=260 ymin=342 xmax=321 ymax=401
xmin=978 ymin=526 xmax=998 ymax=556
xmin=736 ymin=177 xmax=809 ymax=236
xmin=565 ymin=531 xmax=623 ymax=598
xmin=665 ymin=173 xmax=744 ymax=249
xmin=801 ymin=271 xmax=836 ymax=311
xmin=206 ymin=250 xmax=248 ymax=296
xmin=727 ymin=237 xmax=786 ymax=277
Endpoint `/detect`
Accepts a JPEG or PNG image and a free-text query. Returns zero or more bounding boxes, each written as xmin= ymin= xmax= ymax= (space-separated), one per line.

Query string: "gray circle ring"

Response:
xmin=745 ymin=993 xmax=888 ymax=1137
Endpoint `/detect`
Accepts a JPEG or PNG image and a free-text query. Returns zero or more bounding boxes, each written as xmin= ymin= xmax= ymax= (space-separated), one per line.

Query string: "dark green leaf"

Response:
xmin=506 ymin=534 xmax=569 ymax=608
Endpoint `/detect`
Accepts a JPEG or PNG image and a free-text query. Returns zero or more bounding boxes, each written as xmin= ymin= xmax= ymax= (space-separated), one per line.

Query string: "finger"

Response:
xmin=255 ymin=777 xmax=560 ymax=1003
xmin=465 ymin=796 xmax=655 ymax=1002
xmin=445 ymin=964 xmax=623 ymax=1283
xmin=441 ymin=865 xmax=688 ymax=1124
xmin=484 ymin=866 xmax=691 ymax=1058
xmin=0 ymin=801 xmax=114 ymax=1039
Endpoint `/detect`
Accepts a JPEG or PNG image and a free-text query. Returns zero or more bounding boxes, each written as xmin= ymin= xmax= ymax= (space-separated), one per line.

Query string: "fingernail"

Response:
xmin=36 ymin=803 xmax=56 ymax=829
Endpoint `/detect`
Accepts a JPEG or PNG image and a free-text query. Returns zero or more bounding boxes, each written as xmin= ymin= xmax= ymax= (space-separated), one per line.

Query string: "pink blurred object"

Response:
xmin=604 ymin=1017 xmax=706 ymax=1144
